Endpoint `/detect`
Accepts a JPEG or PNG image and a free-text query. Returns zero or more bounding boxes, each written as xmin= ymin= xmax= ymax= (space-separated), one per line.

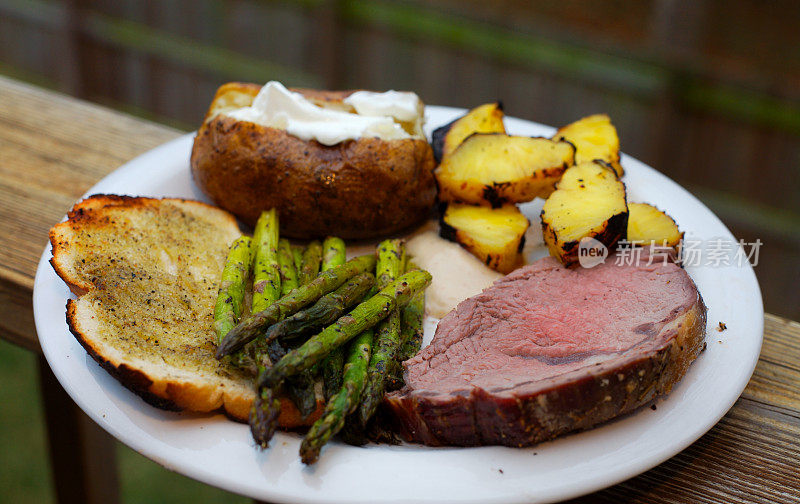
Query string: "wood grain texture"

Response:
xmin=0 ymin=75 xmax=181 ymax=504
xmin=0 ymin=75 xmax=181 ymax=297
xmin=0 ymin=75 xmax=797 ymax=502
xmin=571 ymin=314 xmax=800 ymax=503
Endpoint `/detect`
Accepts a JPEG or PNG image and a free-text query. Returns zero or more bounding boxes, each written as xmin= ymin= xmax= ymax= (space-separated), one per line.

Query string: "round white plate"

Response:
xmin=33 ymin=107 xmax=763 ymax=503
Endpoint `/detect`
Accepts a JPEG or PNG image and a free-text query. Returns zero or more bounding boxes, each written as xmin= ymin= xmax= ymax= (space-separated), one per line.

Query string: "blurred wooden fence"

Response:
xmin=1 ymin=0 xmax=798 ymax=318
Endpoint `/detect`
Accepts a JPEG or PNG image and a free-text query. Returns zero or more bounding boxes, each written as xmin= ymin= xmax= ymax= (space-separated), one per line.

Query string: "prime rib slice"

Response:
xmin=384 ymin=255 xmax=706 ymax=447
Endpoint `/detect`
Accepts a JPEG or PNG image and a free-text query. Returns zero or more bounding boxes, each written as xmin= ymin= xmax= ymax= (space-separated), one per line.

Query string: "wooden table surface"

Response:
xmin=1 ymin=75 xmax=797 ymax=503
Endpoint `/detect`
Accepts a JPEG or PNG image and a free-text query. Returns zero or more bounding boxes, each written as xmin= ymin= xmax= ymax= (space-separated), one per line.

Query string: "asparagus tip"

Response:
xmin=299 ymin=441 xmax=321 ymax=465
xmin=215 ymin=327 xmax=251 ymax=358
xmin=249 ymin=388 xmax=281 ymax=447
xmin=215 ymin=338 xmax=237 ymax=358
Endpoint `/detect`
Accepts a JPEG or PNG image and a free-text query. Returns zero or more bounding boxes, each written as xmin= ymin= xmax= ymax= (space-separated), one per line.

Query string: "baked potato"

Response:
xmin=434 ymin=133 xmax=575 ymax=207
xmin=541 ymin=161 xmax=628 ymax=267
xmin=191 ymin=82 xmax=436 ymax=240
xmin=440 ymin=203 xmax=529 ymax=274
xmin=431 ymin=102 xmax=506 ymax=162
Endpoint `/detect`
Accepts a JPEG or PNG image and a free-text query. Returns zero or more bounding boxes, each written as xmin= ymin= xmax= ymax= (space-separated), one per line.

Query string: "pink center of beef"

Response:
xmin=405 ymin=256 xmax=696 ymax=397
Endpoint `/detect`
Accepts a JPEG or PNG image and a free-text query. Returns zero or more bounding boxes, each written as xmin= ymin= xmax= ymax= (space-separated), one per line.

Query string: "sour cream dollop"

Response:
xmin=226 ymin=81 xmax=423 ymax=146
xmin=343 ymin=90 xmax=422 ymax=123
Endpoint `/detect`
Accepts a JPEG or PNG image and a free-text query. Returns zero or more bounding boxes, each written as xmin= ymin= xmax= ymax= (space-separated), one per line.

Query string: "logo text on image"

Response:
xmin=578 ymin=237 xmax=608 ymax=268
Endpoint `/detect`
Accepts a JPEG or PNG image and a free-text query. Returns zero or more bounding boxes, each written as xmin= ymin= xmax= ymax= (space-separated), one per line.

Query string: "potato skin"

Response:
xmin=540 ymin=161 xmax=628 ymax=267
xmin=191 ymin=97 xmax=436 ymax=239
xmin=431 ymin=102 xmax=505 ymax=163
xmin=439 ymin=203 xmax=529 ymax=274
xmin=541 ymin=211 xmax=628 ymax=268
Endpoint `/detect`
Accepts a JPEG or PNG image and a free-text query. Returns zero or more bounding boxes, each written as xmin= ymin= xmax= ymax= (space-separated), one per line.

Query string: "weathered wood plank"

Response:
xmin=0 ymin=75 xmax=181 ymax=295
xmin=743 ymin=315 xmax=800 ymax=412
xmin=572 ymin=313 xmax=800 ymax=503
xmin=572 ymin=400 xmax=800 ymax=503
xmin=0 ymin=75 xmax=180 ymax=504
xmin=0 ymin=275 xmax=38 ymax=352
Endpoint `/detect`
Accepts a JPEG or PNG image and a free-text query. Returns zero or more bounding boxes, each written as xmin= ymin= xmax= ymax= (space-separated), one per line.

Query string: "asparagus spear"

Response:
xmin=322 ymin=349 xmax=344 ymax=401
xmin=266 ymin=338 xmax=318 ymax=420
xmin=255 ymin=241 xmax=324 ymax=428
xmin=397 ymin=288 xmax=425 ymax=362
xmin=300 ymin=328 xmax=373 ymax=464
xmin=323 ymin=284 xmax=377 ymax=401
xmin=216 ymin=254 xmax=377 ymax=357
xmin=322 ymin=236 xmax=346 ymax=271
xmin=249 ymin=334 xmax=283 ymax=448
xmin=384 ymin=260 xmax=426 ymax=391
xmin=279 ymin=241 xmax=333 ymax=421
xmin=250 ymin=387 xmax=281 ymax=448
xmin=375 ymin=239 xmax=404 ymax=289
xmin=258 ymin=270 xmax=432 ymax=388
xmin=289 ymin=373 xmax=318 ymax=419
xmin=298 ymin=240 xmax=323 ymax=286
xmin=263 ymin=273 xmax=375 ymax=342
xmin=213 ymin=236 xmax=254 ymax=344
xmin=335 ymin=285 xmax=380 ymax=437
xmin=292 ymin=245 xmax=304 ymax=271
xmin=336 ymin=241 xmax=403 ymax=434
xmin=247 ymin=211 xmax=284 ymax=447
xmin=357 ymin=312 xmax=402 ymax=427
xmin=251 ymin=210 xmax=281 ymax=313
xmin=266 ymin=338 xmax=287 ymax=365
xmin=384 ymin=358 xmax=405 ymax=391
xmin=277 ymin=239 xmax=299 ymax=296
xmin=320 ymin=236 xmax=347 ymax=400
xmin=357 ymin=240 xmax=404 ymax=426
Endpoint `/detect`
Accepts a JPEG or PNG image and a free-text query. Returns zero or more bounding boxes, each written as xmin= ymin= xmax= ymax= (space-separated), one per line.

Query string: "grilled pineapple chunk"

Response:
xmin=440 ymin=203 xmax=530 ymax=274
xmin=432 ymin=102 xmax=506 ymax=162
xmin=554 ymin=114 xmax=624 ymax=177
xmin=541 ymin=161 xmax=628 ymax=267
xmin=627 ymin=202 xmax=683 ymax=248
xmin=435 ymin=134 xmax=575 ymax=207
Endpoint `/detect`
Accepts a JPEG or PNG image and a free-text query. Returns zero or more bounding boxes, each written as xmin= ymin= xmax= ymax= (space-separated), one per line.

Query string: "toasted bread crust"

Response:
xmin=50 ymin=194 xmax=241 ymax=296
xmin=66 ymin=299 xmax=183 ymax=411
xmin=52 ymin=195 xmax=323 ymax=427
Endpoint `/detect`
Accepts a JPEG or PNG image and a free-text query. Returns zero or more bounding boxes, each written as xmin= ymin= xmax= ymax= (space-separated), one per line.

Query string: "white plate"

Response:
xmin=33 ymin=107 xmax=763 ymax=504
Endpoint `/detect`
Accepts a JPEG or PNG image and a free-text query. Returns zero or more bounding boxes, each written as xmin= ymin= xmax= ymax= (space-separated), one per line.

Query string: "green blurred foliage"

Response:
xmin=0 ymin=339 xmax=248 ymax=504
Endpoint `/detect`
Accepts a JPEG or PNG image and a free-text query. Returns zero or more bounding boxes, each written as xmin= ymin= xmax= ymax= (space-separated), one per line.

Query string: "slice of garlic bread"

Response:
xmin=49 ymin=195 xmax=322 ymax=424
